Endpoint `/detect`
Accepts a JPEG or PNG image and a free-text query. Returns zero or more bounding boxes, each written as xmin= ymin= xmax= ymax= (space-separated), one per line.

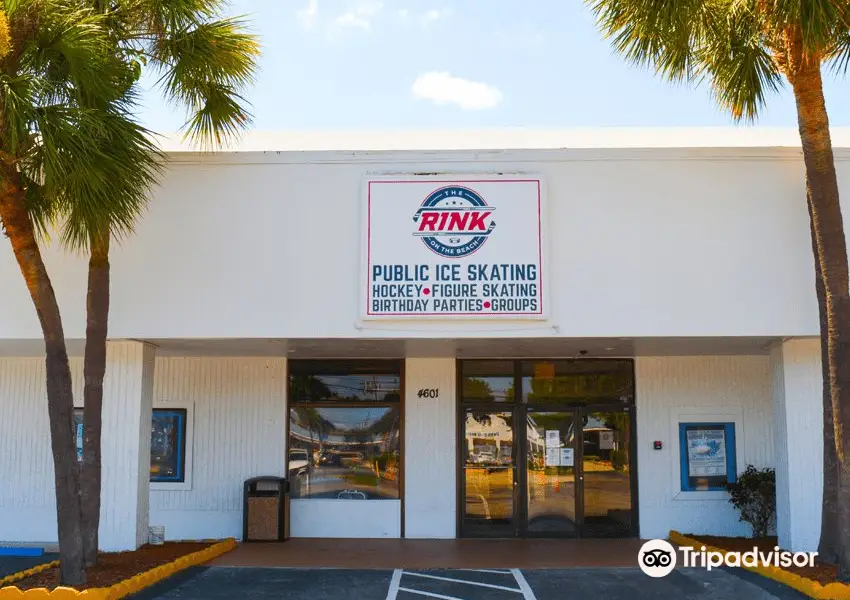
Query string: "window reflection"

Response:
xmin=522 ymin=360 xmax=633 ymax=404
xmin=462 ymin=377 xmax=514 ymax=403
xmin=289 ymin=374 xmax=401 ymax=403
xmin=288 ymin=406 xmax=400 ymax=500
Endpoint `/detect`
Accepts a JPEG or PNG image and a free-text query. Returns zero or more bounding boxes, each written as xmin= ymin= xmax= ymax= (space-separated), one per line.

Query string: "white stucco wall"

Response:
xmin=2 ymin=352 xmax=802 ymax=544
xmin=404 ymin=358 xmax=457 ymax=538
xmin=0 ymin=147 xmax=826 ymax=342
xmin=636 ymin=355 xmax=775 ymax=539
xmin=148 ymin=357 xmax=288 ymax=541
xmin=771 ymin=339 xmax=823 ymax=552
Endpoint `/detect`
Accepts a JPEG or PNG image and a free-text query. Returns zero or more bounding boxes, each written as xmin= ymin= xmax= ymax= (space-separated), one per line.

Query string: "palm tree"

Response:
xmin=587 ymin=0 xmax=849 ymax=574
xmin=0 ymin=0 xmax=166 ymax=584
xmin=68 ymin=1 xmax=259 ymax=568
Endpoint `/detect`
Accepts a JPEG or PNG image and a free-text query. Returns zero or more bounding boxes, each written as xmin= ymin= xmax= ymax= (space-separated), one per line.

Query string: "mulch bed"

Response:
xmin=2 ymin=542 xmax=213 ymax=591
xmin=688 ymin=534 xmax=838 ymax=586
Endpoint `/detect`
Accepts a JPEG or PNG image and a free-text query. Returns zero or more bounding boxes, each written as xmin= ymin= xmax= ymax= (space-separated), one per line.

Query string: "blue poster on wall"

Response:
xmin=74 ymin=409 xmax=84 ymax=461
xmin=679 ymin=422 xmax=736 ymax=491
xmin=686 ymin=427 xmax=727 ymax=477
xmin=150 ymin=409 xmax=187 ymax=482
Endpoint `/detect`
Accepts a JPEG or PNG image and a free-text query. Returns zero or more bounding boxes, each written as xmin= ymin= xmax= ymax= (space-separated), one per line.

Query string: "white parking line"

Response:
xmin=397 ymin=588 xmax=467 ymax=600
xmin=385 ymin=569 xmax=403 ymax=600
xmin=454 ymin=568 xmax=514 ymax=575
xmin=403 ymin=571 xmax=523 ymax=592
xmin=511 ymin=569 xmax=538 ymax=600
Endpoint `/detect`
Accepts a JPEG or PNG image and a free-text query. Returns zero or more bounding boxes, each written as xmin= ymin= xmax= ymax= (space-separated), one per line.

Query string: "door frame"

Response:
xmin=456 ymin=359 xmax=639 ymax=539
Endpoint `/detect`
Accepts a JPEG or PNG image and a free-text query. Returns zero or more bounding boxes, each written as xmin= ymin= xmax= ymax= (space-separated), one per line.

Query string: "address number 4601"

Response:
xmin=417 ymin=388 xmax=439 ymax=399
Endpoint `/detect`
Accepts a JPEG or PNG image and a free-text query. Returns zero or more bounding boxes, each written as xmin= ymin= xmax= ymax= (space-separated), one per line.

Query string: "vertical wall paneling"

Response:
xmin=636 ymin=355 xmax=774 ymax=539
xmin=149 ymin=357 xmax=287 ymax=540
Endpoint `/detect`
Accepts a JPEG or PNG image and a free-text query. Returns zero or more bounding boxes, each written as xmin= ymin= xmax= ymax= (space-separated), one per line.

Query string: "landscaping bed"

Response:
xmin=1 ymin=542 xmax=212 ymax=591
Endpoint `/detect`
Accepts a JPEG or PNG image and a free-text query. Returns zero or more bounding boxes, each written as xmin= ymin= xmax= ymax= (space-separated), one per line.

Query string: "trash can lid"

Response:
xmin=244 ymin=476 xmax=286 ymax=484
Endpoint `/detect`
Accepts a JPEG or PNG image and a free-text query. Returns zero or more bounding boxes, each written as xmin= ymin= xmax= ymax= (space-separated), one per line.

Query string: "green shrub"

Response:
xmin=726 ymin=465 xmax=776 ymax=538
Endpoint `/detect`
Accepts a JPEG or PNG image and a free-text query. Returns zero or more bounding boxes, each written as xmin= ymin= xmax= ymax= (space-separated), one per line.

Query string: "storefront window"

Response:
xmin=521 ymin=360 xmax=633 ymax=405
xmin=461 ymin=360 xmax=515 ymax=403
xmin=288 ymin=361 xmax=402 ymax=500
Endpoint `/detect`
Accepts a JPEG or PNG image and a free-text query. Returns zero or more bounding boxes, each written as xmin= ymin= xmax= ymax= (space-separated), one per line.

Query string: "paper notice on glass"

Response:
xmin=599 ymin=431 xmax=614 ymax=450
xmin=545 ymin=430 xmax=559 ymax=447
xmin=686 ymin=428 xmax=726 ymax=477
xmin=560 ymin=448 xmax=574 ymax=466
xmin=545 ymin=447 xmax=560 ymax=467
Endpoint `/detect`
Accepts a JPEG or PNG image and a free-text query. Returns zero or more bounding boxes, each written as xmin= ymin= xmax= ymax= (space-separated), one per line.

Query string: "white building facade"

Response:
xmin=0 ymin=130 xmax=833 ymax=553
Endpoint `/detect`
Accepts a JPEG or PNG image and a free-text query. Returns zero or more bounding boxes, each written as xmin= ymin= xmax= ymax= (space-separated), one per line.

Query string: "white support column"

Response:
xmin=404 ymin=358 xmax=456 ymax=538
xmin=771 ymin=338 xmax=822 ymax=552
xmin=98 ymin=340 xmax=155 ymax=551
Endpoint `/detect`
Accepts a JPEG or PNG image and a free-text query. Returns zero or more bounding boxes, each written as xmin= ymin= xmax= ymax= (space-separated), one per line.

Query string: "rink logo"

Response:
xmin=412 ymin=185 xmax=496 ymax=258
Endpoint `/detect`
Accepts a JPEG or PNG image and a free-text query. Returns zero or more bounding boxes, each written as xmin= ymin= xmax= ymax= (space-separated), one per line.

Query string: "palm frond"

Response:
xmin=150 ymin=15 xmax=259 ymax=148
xmin=587 ymin=0 xmax=784 ymax=121
xmin=587 ymin=0 xmax=710 ymax=82
xmin=770 ymin=0 xmax=850 ymax=55
xmin=697 ymin=2 xmax=783 ymax=120
xmin=0 ymin=0 xmax=257 ymax=255
xmin=825 ymin=29 xmax=850 ymax=74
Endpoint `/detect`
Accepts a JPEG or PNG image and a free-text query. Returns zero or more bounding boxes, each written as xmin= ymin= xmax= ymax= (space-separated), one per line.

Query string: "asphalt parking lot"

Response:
xmin=128 ymin=566 xmax=811 ymax=600
xmin=0 ymin=554 xmax=57 ymax=579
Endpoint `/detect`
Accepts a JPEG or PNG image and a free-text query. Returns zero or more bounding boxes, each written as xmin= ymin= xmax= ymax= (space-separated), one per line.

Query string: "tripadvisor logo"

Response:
xmin=638 ymin=539 xmax=817 ymax=578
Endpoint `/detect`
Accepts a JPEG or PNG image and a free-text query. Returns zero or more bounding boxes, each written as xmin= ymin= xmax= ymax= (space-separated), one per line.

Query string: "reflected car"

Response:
xmin=288 ymin=448 xmax=310 ymax=477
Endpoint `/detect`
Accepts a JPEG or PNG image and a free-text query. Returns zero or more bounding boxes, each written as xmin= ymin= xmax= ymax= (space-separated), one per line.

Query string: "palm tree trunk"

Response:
xmin=81 ymin=234 xmax=110 ymax=567
xmin=0 ymin=179 xmax=85 ymax=585
xmin=808 ymin=191 xmax=841 ymax=562
xmin=789 ymin=58 xmax=850 ymax=579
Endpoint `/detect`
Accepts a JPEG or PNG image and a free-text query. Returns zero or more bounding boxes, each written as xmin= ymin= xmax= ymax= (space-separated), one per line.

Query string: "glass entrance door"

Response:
xmin=580 ymin=409 xmax=634 ymax=537
xmin=525 ymin=410 xmax=579 ymax=535
xmin=459 ymin=360 xmax=637 ymax=539
xmin=461 ymin=409 xmax=516 ymax=537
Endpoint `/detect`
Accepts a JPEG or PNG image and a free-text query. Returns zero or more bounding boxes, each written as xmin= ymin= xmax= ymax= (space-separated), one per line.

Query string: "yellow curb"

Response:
xmin=669 ymin=530 xmax=850 ymax=599
xmin=0 ymin=539 xmax=237 ymax=599
xmin=0 ymin=561 xmax=60 ymax=588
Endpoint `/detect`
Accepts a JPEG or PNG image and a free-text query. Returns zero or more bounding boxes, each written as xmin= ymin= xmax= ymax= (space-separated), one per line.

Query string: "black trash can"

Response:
xmin=243 ymin=476 xmax=290 ymax=542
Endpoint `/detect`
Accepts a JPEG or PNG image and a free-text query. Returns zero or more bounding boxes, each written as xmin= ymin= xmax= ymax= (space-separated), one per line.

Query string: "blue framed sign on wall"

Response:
xmin=679 ymin=422 xmax=737 ymax=491
xmin=74 ymin=408 xmax=84 ymax=461
xmin=73 ymin=407 xmax=188 ymax=483
xmin=151 ymin=409 xmax=187 ymax=483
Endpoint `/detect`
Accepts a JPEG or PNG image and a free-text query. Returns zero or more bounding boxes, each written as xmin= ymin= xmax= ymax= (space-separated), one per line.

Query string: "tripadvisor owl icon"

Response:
xmin=638 ymin=539 xmax=677 ymax=577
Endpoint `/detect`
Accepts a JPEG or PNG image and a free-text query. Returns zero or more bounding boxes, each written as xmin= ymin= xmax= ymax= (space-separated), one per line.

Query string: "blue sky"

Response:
xmin=137 ymin=0 xmax=850 ymax=133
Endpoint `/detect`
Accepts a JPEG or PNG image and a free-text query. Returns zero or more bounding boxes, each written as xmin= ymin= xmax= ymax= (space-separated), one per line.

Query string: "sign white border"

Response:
xmin=360 ymin=173 xmax=549 ymax=322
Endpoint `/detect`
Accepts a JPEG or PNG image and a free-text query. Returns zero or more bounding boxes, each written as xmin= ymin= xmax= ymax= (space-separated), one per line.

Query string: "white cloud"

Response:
xmin=296 ymin=0 xmax=319 ymax=29
xmin=329 ymin=0 xmax=383 ymax=34
xmin=398 ymin=8 xmax=410 ymax=20
xmin=411 ymin=72 xmax=503 ymax=110
xmin=422 ymin=8 xmax=452 ymax=25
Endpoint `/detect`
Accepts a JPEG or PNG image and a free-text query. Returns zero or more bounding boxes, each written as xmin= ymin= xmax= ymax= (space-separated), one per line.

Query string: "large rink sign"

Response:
xmin=363 ymin=175 xmax=546 ymax=320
